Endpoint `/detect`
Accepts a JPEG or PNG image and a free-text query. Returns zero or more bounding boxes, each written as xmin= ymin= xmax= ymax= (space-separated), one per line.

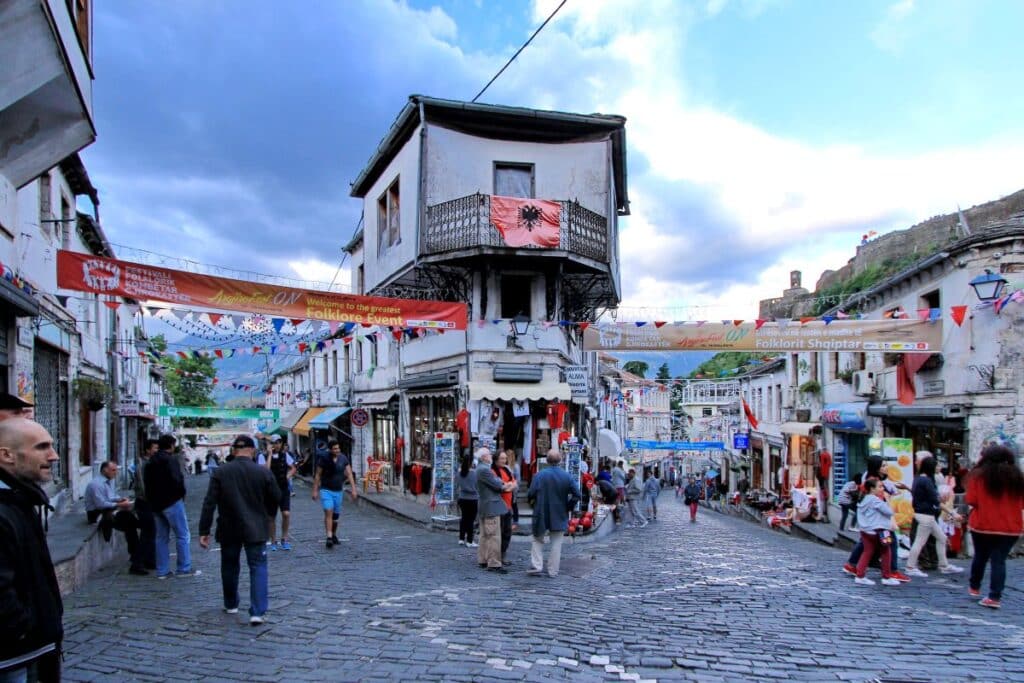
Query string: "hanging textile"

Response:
xmin=522 ymin=416 xmax=534 ymax=465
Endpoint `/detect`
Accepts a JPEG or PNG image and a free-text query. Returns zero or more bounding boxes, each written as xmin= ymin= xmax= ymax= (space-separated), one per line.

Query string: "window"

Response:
xmin=494 ymin=163 xmax=534 ymax=198
xmin=828 ymin=352 xmax=838 ymax=381
xmin=920 ymin=289 xmax=940 ymax=312
xmin=790 ymin=354 xmax=799 ymax=386
xmin=356 ymin=265 xmax=364 ymax=295
xmin=343 ymin=344 xmax=351 ymax=381
xmin=354 ymin=341 xmax=363 ymax=373
xmin=376 ymin=178 xmax=400 ymax=255
xmin=61 ymin=196 xmax=72 ymax=249
xmin=369 ymin=337 xmax=378 ymax=369
xmin=702 ymin=407 xmax=713 ymax=417
xmin=500 ymin=274 xmax=533 ymax=319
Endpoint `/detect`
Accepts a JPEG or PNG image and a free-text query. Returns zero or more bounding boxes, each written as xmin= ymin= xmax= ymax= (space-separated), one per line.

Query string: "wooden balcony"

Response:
xmin=423 ymin=193 xmax=609 ymax=264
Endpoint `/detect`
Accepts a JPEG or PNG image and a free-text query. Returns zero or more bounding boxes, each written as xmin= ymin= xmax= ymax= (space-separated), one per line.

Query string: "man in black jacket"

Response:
xmin=144 ymin=434 xmax=197 ymax=579
xmin=199 ymin=435 xmax=280 ymax=625
xmin=0 ymin=418 xmax=62 ymax=681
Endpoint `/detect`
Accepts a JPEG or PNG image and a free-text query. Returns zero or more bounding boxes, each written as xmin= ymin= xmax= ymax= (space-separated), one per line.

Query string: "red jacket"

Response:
xmin=966 ymin=476 xmax=1024 ymax=536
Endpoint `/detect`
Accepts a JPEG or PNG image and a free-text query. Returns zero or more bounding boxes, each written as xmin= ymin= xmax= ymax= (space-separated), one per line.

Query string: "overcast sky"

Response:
xmin=82 ymin=0 xmax=1024 ymax=323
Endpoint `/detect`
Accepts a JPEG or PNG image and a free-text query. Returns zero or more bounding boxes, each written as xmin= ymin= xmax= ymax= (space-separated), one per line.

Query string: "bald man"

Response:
xmin=0 ymin=418 xmax=62 ymax=681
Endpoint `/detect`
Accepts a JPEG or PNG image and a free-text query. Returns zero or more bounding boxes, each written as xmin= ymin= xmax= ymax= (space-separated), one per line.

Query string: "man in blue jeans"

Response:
xmin=199 ymin=435 xmax=280 ymax=625
xmin=143 ymin=434 xmax=198 ymax=579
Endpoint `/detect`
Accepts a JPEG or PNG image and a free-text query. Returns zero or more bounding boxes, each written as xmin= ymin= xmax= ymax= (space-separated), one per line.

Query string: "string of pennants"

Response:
xmin=136 ymin=293 xmax=1024 ymax=364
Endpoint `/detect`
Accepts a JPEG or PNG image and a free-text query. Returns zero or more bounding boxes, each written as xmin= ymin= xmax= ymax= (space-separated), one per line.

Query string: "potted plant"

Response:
xmin=799 ymin=379 xmax=821 ymax=395
xmin=72 ymin=376 xmax=111 ymax=411
xmin=836 ymin=368 xmax=855 ymax=384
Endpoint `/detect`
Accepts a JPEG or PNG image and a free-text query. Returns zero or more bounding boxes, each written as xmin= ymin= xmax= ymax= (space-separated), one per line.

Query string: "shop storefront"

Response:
xmin=768 ymin=442 xmax=783 ymax=493
xmin=822 ymin=402 xmax=872 ymax=498
xmin=749 ymin=435 xmax=765 ymax=489
xmin=781 ymin=422 xmax=821 ymax=496
xmin=868 ymin=404 xmax=967 ymax=484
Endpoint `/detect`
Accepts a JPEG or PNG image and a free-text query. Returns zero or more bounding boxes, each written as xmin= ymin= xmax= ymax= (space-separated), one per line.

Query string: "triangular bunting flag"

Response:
xmin=777 ymin=319 xmax=791 ymax=329
xmin=208 ymin=313 xmax=223 ymax=326
xmin=103 ymin=300 xmax=120 ymax=310
xmin=733 ymin=320 xmax=743 ymax=326
xmin=146 ymin=306 xmax=162 ymax=317
xmin=291 ymin=318 xmax=305 ymax=328
xmin=654 ymin=321 xmax=666 ymax=328
xmin=916 ymin=308 xmax=930 ymax=321
xmin=799 ymin=317 xmax=814 ymax=325
xmin=214 ymin=349 xmax=224 ymax=359
xmin=272 ymin=318 xmax=287 ymax=334
xmin=635 ymin=322 xmax=647 ymax=327
xmin=696 ymin=321 xmax=706 ymax=327
xmin=836 ymin=310 xmax=850 ymax=319
xmin=755 ymin=319 xmax=767 ymax=330
xmin=928 ymin=308 xmax=941 ymax=322
xmin=578 ymin=322 xmax=590 ymax=331
xmin=822 ymin=316 xmax=835 ymax=325
xmin=329 ymin=321 xmax=340 ymax=335
xmin=298 ymin=342 xmax=308 ymax=353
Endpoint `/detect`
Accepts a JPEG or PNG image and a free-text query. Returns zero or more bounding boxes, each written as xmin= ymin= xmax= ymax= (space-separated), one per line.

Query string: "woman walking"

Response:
xmin=642 ymin=469 xmax=660 ymax=521
xmin=624 ymin=469 xmax=648 ymax=528
xmin=905 ymin=456 xmax=963 ymax=577
xmin=966 ymin=444 xmax=1024 ymax=609
xmin=456 ymin=455 xmax=478 ymax=548
xmin=683 ymin=477 xmax=702 ymax=522
xmin=493 ymin=450 xmax=518 ymax=564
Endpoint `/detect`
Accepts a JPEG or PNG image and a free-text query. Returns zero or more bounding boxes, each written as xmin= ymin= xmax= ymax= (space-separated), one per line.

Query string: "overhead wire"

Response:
xmin=472 ymin=0 xmax=569 ymax=103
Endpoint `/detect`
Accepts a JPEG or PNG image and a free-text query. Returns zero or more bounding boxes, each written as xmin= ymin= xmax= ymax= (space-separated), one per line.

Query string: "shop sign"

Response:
xmin=733 ymin=434 xmax=750 ymax=450
xmin=158 ymin=406 xmax=279 ymax=419
xmin=562 ymin=439 xmax=584 ymax=511
xmin=118 ymin=398 xmax=141 ymax=417
xmin=432 ymin=432 xmax=457 ymax=505
xmin=921 ymin=380 xmax=945 ymax=397
xmin=871 ymin=437 xmax=915 ymax=536
xmin=564 ymin=365 xmax=589 ymax=400
xmin=821 ymin=402 xmax=869 ymax=431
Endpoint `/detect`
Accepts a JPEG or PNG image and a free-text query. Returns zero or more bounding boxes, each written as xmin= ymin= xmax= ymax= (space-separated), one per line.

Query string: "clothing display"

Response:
xmin=403 ymin=463 xmax=432 ymax=496
xmin=512 ymin=400 xmax=530 ymax=417
xmin=456 ymin=410 xmax=471 ymax=448
xmin=546 ymin=401 xmax=567 ymax=430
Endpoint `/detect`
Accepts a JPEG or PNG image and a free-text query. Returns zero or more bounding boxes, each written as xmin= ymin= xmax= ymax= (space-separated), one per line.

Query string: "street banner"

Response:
xmin=625 ymin=439 xmax=725 ymax=451
xmin=489 ymin=196 xmax=560 ymax=248
xmin=583 ymin=319 xmax=942 ymax=353
xmin=57 ymin=250 xmax=468 ymax=329
xmin=158 ymin=406 xmax=279 ymax=419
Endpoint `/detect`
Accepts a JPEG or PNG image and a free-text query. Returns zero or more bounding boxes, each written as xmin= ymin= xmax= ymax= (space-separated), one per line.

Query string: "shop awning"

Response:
xmin=406 ymin=388 xmax=456 ymax=399
xmin=780 ymin=422 xmax=821 ymax=437
xmin=353 ymin=389 xmax=398 ymax=408
xmin=308 ymin=406 xmax=351 ymax=429
xmin=292 ymin=407 xmax=326 ymax=437
xmin=279 ymin=408 xmax=307 ymax=430
xmin=467 ymin=381 xmax=571 ymax=402
xmin=0 ymin=277 xmax=39 ymax=317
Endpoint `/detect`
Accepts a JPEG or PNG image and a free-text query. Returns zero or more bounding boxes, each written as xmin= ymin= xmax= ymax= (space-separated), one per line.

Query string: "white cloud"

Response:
xmin=871 ymin=0 xmax=916 ymax=54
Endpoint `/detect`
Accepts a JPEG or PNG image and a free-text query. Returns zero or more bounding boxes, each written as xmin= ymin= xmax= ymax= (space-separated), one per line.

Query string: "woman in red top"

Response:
xmin=493 ymin=451 xmax=518 ymax=566
xmin=966 ymin=444 xmax=1024 ymax=609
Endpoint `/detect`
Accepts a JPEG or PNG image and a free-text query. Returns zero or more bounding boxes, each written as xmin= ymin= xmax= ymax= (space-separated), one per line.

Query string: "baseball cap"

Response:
xmin=0 ymin=393 xmax=33 ymax=410
xmin=232 ymin=435 xmax=256 ymax=449
xmin=268 ymin=434 xmax=282 ymax=443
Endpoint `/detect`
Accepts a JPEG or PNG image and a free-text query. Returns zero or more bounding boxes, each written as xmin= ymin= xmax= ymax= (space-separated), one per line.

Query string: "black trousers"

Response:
xmin=457 ymin=499 xmax=477 ymax=543
xmin=90 ymin=509 xmax=143 ymax=569
xmin=134 ymin=499 xmax=157 ymax=567
xmin=500 ymin=513 xmax=512 ymax=558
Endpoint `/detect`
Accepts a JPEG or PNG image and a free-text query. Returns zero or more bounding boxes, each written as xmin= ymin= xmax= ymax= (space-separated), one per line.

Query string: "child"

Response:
xmin=937 ymin=484 xmax=962 ymax=537
xmin=836 ymin=480 xmax=860 ymax=531
xmin=854 ymin=478 xmax=901 ymax=586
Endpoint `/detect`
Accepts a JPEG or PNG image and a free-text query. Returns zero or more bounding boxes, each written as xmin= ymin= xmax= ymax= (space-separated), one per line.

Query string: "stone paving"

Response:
xmin=62 ymin=475 xmax=1024 ymax=682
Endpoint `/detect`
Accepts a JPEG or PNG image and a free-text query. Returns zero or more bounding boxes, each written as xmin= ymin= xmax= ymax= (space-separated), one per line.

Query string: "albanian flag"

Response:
xmin=742 ymin=398 xmax=759 ymax=430
xmin=490 ymin=196 xmax=560 ymax=248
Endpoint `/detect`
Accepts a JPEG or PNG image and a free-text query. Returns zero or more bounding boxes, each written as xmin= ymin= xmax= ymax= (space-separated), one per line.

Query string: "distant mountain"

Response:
xmin=606 ymin=351 xmax=715 ymax=379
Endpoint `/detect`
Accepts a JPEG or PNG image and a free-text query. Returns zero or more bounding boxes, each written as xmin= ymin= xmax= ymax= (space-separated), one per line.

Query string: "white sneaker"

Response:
xmin=881 ymin=578 xmax=901 ymax=586
xmin=467 ymin=542 xmax=478 ymax=548
xmin=458 ymin=540 xmax=466 ymax=546
xmin=905 ymin=567 xmax=928 ymax=578
xmin=249 ymin=615 xmax=265 ymax=625
xmin=854 ymin=576 xmax=875 ymax=586
xmin=224 ymin=607 xmax=238 ymax=614
xmin=940 ymin=565 xmax=964 ymax=574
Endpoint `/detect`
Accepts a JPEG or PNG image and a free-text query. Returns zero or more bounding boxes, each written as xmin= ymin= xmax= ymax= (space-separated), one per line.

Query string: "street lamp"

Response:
xmin=512 ymin=313 xmax=531 ymax=337
xmin=969 ymin=269 xmax=1008 ymax=302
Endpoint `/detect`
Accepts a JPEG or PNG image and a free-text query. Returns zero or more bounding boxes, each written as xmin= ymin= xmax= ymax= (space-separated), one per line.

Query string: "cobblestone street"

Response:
xmin=62 ymin=477 xmax=1024 ymax=682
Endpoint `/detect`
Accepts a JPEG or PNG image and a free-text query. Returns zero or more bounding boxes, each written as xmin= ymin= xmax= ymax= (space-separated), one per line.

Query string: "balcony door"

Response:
xmin=494 ymin=163 xmax=534 ymax=198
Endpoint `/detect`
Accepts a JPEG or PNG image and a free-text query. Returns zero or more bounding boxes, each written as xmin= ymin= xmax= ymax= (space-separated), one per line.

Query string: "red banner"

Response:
xmin=56 ymin=251 xmax=468 ymax=330
xmin=489 ymin=196 xmax=560 ymax=248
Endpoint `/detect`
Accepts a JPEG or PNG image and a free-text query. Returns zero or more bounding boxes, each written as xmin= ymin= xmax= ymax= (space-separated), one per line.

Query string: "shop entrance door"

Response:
xmin=33 ymin=345 xmax=69 ymax=488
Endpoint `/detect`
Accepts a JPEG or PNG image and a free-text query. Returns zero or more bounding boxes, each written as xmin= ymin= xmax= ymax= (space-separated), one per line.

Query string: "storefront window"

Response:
xmin=410 ymin=396 xmax=457 ymax=464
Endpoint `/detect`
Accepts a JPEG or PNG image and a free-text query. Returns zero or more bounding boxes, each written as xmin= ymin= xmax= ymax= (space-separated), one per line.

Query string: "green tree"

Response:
xmin=689 ymin=352 xmax=765 ymax=379
xmin=151 ymin=334 xmax=217 ymax=428
xmin=622 ymin=360 xmax=649 ymax=378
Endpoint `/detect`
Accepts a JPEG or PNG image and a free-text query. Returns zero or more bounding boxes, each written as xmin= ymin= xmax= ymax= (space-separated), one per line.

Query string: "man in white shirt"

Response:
xmin=84 ymin=461 xmax=146 ymax=575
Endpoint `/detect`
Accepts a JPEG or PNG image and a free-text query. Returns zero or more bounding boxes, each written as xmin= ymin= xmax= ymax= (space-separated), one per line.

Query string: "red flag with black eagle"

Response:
xmin=489 ymin=196 xmax=561 ymax=248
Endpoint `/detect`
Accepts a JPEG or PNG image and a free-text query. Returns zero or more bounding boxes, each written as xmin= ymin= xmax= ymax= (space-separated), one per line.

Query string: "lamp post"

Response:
xmin=969 ymin=269 xmax=1008 ymax=303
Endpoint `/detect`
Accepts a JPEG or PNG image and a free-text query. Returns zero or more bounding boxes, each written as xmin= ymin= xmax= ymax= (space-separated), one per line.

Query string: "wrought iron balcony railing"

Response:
xmin=423 ymin=193 xmax=609 ymax=262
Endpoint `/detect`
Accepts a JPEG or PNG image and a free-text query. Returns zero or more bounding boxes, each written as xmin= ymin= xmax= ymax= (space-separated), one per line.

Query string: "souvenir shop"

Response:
xmin=403 ymin=391 xmax=458 ymax=497
xmin=821 ymin=402 xmax=872 ymax=497
xmin=461 ymin=383 xmax=574 ymax=483
xmin=869 ymin=403 xmax=967 ymax=489
xmin=781 ymin=422 xmax=821 ymax=496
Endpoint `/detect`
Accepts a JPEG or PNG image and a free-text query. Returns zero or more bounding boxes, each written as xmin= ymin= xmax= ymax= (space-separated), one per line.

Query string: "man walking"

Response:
xmin=144 ymin=434 xmax=198 ymax=578
xmin=133 ymin=439 xmax=159 ymax=570
xmin=527 ymin=448 xmax=581 ymax=578
xmin=475 ymin=447 xmax=514 ymax=574
xmin=263 ymin=436 xmax=295 ymax=550
xmin=311 ymin=440 xmax=357 ymax=548
xmin=683 ymin=476 xmax=702 ymax=522
xmin=611 ymin=460 xmax=627 ymax=503
xmin=0 ymin=418 xmax=63 ymax=681
xmin=84 ymin=461 xmax=146 ymax=575
xmin=199 ymin=435 xmax=280 ymax=625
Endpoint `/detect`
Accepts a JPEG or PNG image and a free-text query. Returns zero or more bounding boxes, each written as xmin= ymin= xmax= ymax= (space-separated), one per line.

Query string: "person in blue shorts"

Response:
xmin=311 ymin=440 xmax=358 ymax=548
